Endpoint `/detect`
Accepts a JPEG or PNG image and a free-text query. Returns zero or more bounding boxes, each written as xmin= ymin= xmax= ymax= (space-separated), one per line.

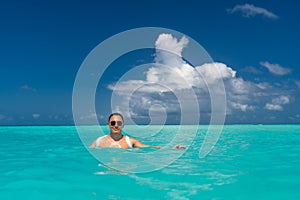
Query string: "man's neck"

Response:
xmin=110 ymin=132 xmax=123 ymax=141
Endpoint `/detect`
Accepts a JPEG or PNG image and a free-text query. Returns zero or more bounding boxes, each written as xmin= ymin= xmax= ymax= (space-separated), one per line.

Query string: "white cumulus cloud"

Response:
xmin=195 ymin=62 xmax=236 ymax=83
xmin=155 ymin=33 xmax=188 ymax=58
xmin=108 ymin=34 xmax=259 ymax=120
xmin=107 ymin=33 xmax=294 ymax=123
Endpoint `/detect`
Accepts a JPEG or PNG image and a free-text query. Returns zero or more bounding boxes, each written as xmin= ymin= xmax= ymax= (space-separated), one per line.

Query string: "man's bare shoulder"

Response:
xmin=129 ymin=137 xmax=147 ymax=147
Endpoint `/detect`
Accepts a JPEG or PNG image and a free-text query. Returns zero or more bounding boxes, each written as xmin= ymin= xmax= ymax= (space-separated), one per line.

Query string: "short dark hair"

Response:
xmin=108 ymin=113 xmax=124 ymax=122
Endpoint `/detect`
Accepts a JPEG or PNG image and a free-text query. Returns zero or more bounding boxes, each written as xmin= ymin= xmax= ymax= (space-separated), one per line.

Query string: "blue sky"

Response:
xmin=0 ymin=0 xmax=299 ymax=125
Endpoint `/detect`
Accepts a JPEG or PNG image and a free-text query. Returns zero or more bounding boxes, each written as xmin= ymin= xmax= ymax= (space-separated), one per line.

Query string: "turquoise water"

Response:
xmin=0 ymin=125 xmax=299 ymax=199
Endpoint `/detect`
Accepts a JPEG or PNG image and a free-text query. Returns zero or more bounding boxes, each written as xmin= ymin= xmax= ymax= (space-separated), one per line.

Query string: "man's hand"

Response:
xmin=173 ymin=144 xmax=186 ymax=150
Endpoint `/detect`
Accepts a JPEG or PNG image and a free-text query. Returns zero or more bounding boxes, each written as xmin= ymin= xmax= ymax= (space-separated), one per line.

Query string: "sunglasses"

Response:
xmin=109 ymin=120 xmax=123 ymax=126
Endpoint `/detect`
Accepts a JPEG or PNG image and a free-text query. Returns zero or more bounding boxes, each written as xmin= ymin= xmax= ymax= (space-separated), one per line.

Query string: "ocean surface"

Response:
xmin=0 ymin=125 xmax=299 ymax=200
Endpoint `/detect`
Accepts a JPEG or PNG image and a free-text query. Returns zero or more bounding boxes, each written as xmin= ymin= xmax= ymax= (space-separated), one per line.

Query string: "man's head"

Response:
xmin=108 ymin=113 xmax=124 ymax=123
xmin=107 ymin=113 xmax=124 ymax=135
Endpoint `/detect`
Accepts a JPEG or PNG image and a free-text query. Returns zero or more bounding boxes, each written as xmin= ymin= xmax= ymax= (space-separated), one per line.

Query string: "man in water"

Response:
xmin=90 ymin=113 xmax=185 ymax=149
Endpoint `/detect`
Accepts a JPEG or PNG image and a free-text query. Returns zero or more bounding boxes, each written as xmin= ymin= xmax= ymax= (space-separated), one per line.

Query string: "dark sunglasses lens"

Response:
xmin=117 ymin=121 xmax=123 ymax=126
xmin=110 ymin=121 xmax=116 ymax=126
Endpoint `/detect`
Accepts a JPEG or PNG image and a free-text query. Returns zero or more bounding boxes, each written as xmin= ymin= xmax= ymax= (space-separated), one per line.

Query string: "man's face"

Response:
xmin=108 ymin=115 xmax=124 ymax=134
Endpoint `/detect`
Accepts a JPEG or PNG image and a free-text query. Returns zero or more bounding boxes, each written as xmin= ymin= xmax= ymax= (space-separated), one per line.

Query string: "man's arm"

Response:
xmin=130 ymin=138 xmax=161 ymax=149
xmin=130 ymin=138 xmax=186 ymax=149
xmin=89 ymin=140 xmax=97 ymax=148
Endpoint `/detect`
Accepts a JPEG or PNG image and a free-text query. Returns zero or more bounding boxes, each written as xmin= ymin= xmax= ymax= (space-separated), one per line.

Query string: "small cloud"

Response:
xmin=255 ymin=82 xmax=272 ymax=90
xmin=79 ymin=113 xmax=102 ymax=120
xmin=32 ymin=114 xmax=40 ymax=119
xmin=49 ymin=115 xmax=60 ymax=120
xmin=260 ymin=61 xmax=291 ymax=75
xmin=21 ymin=85 xmax=37 ymax=92
xmin=264 ymin=95 xmax=290 ymax=111
xmin=227 ymin=4 xmax=279 ymax=19
xmin=264 ymin=103 xmax=283 ymax=111
xmin=230 ymin=102 xmax=255 ymax=112
xmin=294 ymin=80 xmax=300 ymax=88
xmin=272 ymin=95 xmax=290 ymax=105
xmin=0 ymin=114 xmax=6 ymax=120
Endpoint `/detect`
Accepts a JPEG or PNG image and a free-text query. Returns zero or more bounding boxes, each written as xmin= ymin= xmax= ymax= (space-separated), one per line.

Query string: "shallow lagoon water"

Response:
xmin=0 ymin=125 xmax=299 ymax=199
